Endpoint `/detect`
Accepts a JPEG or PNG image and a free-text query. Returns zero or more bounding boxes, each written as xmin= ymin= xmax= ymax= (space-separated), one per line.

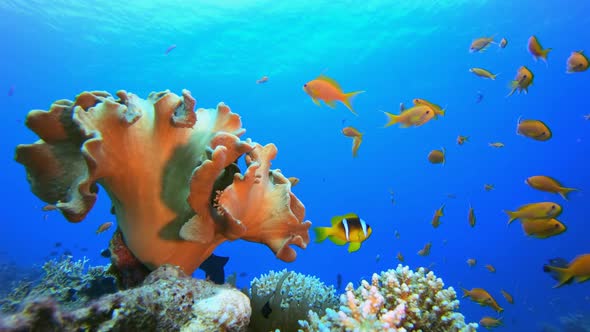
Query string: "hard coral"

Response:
xmin=247 ymin=269 xmax=339 ymax=332
xmin=300 ymin=265 xmax=478 ymax=332
xmin=15 ymin=90 xmax=311 ymax=274
xmin=0 ymin=265 xmax=251 ymax=332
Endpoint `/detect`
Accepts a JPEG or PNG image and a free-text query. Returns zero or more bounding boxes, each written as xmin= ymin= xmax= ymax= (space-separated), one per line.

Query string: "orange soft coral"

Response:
xmin=15 ymin=90 xmax=310 ymax=274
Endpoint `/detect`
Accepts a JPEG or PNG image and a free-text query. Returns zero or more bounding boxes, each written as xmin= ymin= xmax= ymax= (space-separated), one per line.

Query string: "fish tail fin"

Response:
xmin=559 ymin=187 xmax=578 ymax=200
xmin=492 ymin=72 xmax=500 ymax=80
xmin=442 ymin=147 xmax=446 ymax=166
xmin=342 ymin=91 xmax=364 ymax=116
xmin=461 ymin=288 xmax=469 ymax=298
xmin=542 ymin=48 xmax=552 ymax=64
xmin=504 ymin=210 xmax=518 ymax=225
xmin=383 ymin=111 xmax=400 ymax=127
xmin=544 ymin=265 xmax=573 ymax=288
xmin=313 ymin=227 xmax=332 ymax=243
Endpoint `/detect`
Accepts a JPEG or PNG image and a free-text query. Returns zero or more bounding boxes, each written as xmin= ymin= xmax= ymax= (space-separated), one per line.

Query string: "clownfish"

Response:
xmin=314 ymin=213 xmax=372 ymax=253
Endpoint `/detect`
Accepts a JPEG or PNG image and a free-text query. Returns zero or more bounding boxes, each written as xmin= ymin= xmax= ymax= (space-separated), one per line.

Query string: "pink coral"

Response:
xmin=15 ymin=89 xmax=311 ymax=274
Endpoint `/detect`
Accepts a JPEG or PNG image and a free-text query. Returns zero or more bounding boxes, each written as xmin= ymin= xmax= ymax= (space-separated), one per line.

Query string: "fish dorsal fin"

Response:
xmin=317 ymin=75 xmax=342 ymax=90
xmin=330 ymin=215 xmax=343 ymax=226
xmin=341 ymin=212 xmax=359 ymax=221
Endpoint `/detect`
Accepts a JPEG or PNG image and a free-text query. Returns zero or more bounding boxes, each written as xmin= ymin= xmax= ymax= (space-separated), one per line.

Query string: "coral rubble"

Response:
xmin=15 ymin=89 xmax=311 ymax=274
xmin=299 ymin=265 xmax=478 ymax=332
xmin=0 ymin=264 xmax=251 ymax=332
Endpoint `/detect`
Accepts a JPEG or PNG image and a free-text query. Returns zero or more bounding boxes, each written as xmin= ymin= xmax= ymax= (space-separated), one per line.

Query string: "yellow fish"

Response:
xmin=501 ymin=289 xmax=514 ymax=304
xmin=396 ymin=251 xmax=404 ymax=262
xmin=470 ymin=36 xmax=495 ymax=53
xmin=484 ymin=184 xmax=495 ymax=191
xmin=485 ymin=264 xmax=496 ymax=273
xmin=504 ymin=202 xmax=562 ymax=224
xmin=342 ymin=126 xmax=363 ymax=157
xmin=383 ymin=105 xmax=435 ymax=128
xmin=488 ymin=142 xmax=504 ymax=148
xmin=479 ymin=316 xmax=503 ymax=329
xmin=412 ymin=98 xmax=445 ymax=117
xmin=521 ymin=218 xmax=566 ymax=239
xmin=566 ymin=51 xmax=589 ymax=73
xmin=457 ymin=135 xmax=469 ymax=145
xmin=431 ymin=204 xmax=445 ymax=228
xmin=527 ymin=35 xmax=552 ymax=63
xmin=314 ymin=213 xmax=372 ymax=253
xmin=469 ymin=67 xmax=498 ymax=80
xmin=525 ymin=175 xmax=578 ymax=200
xmin=303 ymin=75 xmax=364 ymax=115
xmin=428 ymin=148 xmax=445 ymax=165
xmin=517 ymin=118 xmax=552 ymax=141
xmin=507 ymin=66 xmax=534 ymax=96
xmin=543 ymin=254 xmax=590 ymax=288
xmin=462 ymin=288 xmax=504 ymax=312
xmin=467 ymin=258 xmax=477 ymax=267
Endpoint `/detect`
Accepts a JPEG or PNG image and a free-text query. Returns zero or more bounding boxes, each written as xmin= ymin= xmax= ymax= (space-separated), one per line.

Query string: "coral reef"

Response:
xmin=248 ymin=269 xmax=339 ymax=332
xmin=0 ymin=264 xmax=251 ymax=332
xmin=0 ymin=255 xmax=116 ymax=314
xmin=15 ymin=89 xmax=311 ymax=274
xmin=299 ymin=265 xmax=478 ymax=332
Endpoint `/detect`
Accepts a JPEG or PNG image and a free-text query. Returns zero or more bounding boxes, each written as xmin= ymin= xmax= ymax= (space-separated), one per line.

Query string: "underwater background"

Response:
xmin=1 ymin=0 xmax=589 ymax=330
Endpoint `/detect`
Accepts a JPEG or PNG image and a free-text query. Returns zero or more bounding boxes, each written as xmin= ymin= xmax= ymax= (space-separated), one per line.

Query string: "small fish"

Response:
xmin=336 ymin=273 xmax=342 ymax=290
xmin=468 ymin=204 xmax=476 ymax=227
xmin=543 ymin=258 xmax=573 ymax=286
xmin=470 ymin=36 xmax=495 ymax=53
xmin=417 ymin=242 xmax=432 ymax=256
xmin=543 ymin=254 xmax=590 ymax=288
xmin=96 ymin=222 xmax=113 ymax=234
xmin=469 ymin=67 xmax=499 ymax=80
xmin=504 ymin=202 xmax=562 ymax=225
xmin=485 ymin=264 xmax=496 ymax=273
xmin=288 ymin=177 xmax=300 ymax=187
xmin=501 ymin=289 xmax=514 ymax=304
xmin=517 ymin=118 xmax=552 ymax=141
xmin=584 ymin=114 xmax=590 ymax=120
xmin=342 ymin=127 xmax=363 ymax=157
xmin=467 ymin=258 xmax=477 ymax=267
xmin=256 ymin=76 xmax=269 ymax=84
xmin=314 ymin=213 xmax=372 ymax=252
xmin=431 ymin=204 xmax=445 ymax=228
xmin=499 ymin=38 xmax=508 ymax=49
xmin=521 ymin=218 xmax=566 ymax=239
xmin=527 ymin=36 xmax=552 ymax=63
xmin=261 ymin=300 xmax=272 ymax=318
xmin=462 ymin=288 xmax=504 ymax=312
xmin=457 ymin=135 xmax=469 ymax=145
xmin=566 ymin=51 xmax=589 ymax=73
xmin=397 ymin=251 xmax=404 ymax=262
xmin=7 ymin=85 xmax=15 ymax=97
xmin=394 ymin=230 xmax=400 ymax=239
xmin=488 ymin=142 xmax=504 ymax=148
xmin=428 ymin=148 xmax=445 ymax=165
xmin=389 ymin=190 xmax=395 ymax=205
xmin=447 ymin=193 xmax=457 ymax=199
xmin=412 ymin=98 xmax=445 ymax=117
xmin=484 ymin=184 xmax=495 ymax=191
xmin=383 ymin=105 xmax=435 ymax=128
xmin=525 ymin=175 xmax=578 ymax=200
xmin=42 ymin=204 xmax=58 ymax=211
xmin=479 ymin=316 xmax=503 ymax=329
xmin=164 ymin=44 xmax=177 ymax=55
xmin=375 ymin=254 xmax=381 ymax=263
xmin=303 ymin=75 xmax=364 ymax=115
xmin=54 ymin=242 xmax=62 ymax=247
xmin=507 ymin=66 xmax=534 ymax=97
xmin=475 ymin=91 xmax=484 ymax=103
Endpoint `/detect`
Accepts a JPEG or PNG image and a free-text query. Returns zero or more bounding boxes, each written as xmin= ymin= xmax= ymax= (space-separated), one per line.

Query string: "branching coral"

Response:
xmin=300 ymin=265 xmax=478 ymax=332
xmin=15 ymin=90 xmax=311 ymax=274
xmin=248 ymin=269 xmax=339 ymax=332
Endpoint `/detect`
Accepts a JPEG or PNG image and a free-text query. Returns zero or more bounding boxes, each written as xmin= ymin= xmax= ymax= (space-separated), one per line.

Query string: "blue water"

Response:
xmin=1 ymin=0 xmax=589 ymax=330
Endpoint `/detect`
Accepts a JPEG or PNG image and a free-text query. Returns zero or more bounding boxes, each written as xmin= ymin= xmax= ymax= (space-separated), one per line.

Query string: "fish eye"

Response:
xmin=426 ymin=111 xmax=430 ymax=114
xmin=303 ymin=84 xmax=307 ymax=87
xmin=551 ymin=205 xmax=556 ymax=210
xmin=523 ymin=75 xmax=527 ymax=78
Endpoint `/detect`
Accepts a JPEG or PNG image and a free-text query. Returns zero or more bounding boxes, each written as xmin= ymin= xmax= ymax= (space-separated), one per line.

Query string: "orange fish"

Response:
xmin=566 ymin=51 xmax=589 ymax=73
xmin=384 ymin=105 xmax=435 ymax=128
xmin=303 ymin=75 xmax=364 ymax=115
xmin=521 ymin=218 xmax=566 ymax=239
xmin=479 ymin=316 xmax=503 ymax=329
xmin=525 ymin=175 xmax=578 ymax=200
xmin=517 ymin=118 xmax=552 ymax=141
xmin=470 ymin=36 xmax=495 ymax=53
xmin=507 ymin=66 xmax=534 ymax=97
xmin=342 ymin=126 xmax=363 ymax=158
xmin=485 ymin=264 xmax=496 ymax=273
xmin=501 ymin=289 xmax=514 ymax=304
xmin=543 ymin=254 xmax=590 ymax=288
xmin=42 ymin=204 xmax=58 ymax=211
xmin=431 ymin=204 xmax=445 ymax=228
xmin=428 ymin=148 xmax=445 ymax=165
xmin=467 ymin=258 xmax=477 ymax=267
xmin=462 ymin=288 xmax=504 ymax=312
xmin=288 ymin=177 xmax=300 ymax=187
xmin=468 ymin=204 xmax=476 ymax=227
xmin=412 ymin=98 xmax=445 ymax=117
xmin=96 ymin=222 xmax=113 ymax=234
xmin=256 ymin=76 xmax=269 ymax=84
xmin=457 ymin=135 xmax=469 ymax=145
xmin=488 ymin=142 xmax=504 ymax=148
xmin=527 ymin=36 xmax=552 ymax=63
xmin=418 ymin=242 xmax=432 ymax=256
